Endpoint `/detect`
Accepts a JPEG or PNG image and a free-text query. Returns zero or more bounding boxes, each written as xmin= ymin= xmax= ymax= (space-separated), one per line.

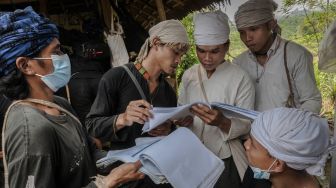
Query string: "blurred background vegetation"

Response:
xmin=177 ymin=0 xmax=336 ymax=121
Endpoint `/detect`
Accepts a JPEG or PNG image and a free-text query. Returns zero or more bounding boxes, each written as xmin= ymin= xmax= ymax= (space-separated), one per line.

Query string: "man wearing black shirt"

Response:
xmin=86 ymin=20 xmax=189 ymax=187
xmin=86 ymin=20 xmax=189 ymax=147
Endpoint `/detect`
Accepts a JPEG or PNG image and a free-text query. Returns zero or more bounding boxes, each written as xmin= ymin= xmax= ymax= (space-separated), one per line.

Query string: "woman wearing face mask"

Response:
xmin=0 ymin=7 xmax=144 ymax=188
xmin=242 ymin=107 xmax=335 ymax=188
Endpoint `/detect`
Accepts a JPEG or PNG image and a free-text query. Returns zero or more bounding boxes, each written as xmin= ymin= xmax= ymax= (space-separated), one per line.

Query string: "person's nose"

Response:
xmin=246 ymin=31 xmax=253 ymax=42
xmin=175 ymin=54 xmax=182 ymax=64
xmin=204 ymin=52 xmax=211 ymax=62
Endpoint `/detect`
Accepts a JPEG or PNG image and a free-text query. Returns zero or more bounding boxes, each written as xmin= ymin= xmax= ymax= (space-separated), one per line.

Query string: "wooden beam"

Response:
xmin=100 ymin=0 xmax=112 ymax=32
xmin=39 ymin=0 xmax=48 ymax=16
xmin=0 ymin=0 xmax=37 ymax=4
xmin=155 ymin=0 xmax=166 ymax=21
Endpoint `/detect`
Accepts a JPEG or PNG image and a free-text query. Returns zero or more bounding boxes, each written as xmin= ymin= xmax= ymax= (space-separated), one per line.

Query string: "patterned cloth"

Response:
xmin=136 ymin=20 xmax=189 ymax=63
xmin=234 ymin=0 xmax=277 ymax=29
xmin=0 ymin=6 xmax=59 ymax=77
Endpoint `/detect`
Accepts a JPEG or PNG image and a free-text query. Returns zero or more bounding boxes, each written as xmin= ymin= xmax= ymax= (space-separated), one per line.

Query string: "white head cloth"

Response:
xmin=318 ymin=19 xmax=336 ymax=73
xmin=136 ymin=20 xmax=189 ymax=62
xmin=235 ymin=0 xmax=278 ymax=29
xmin=193 ymin=11 xmax=230 ymax=45
xmin=251 ymin=107 xmax=335 ymax=176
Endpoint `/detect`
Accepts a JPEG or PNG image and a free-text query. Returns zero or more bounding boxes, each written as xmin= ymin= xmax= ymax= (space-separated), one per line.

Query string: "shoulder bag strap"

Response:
xmin=284 ymin=41 xmax=297 ymax=108
xmin=197 ymin=64 xmax=211 ymax=144
xmin=122 ymin=65 xmax=147 ymax=100
xmin=197 ymin=64 xmax=209 ymax=104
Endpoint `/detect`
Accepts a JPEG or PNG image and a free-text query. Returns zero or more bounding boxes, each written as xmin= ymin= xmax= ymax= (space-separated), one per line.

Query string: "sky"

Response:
xmin=220 ymin=0 xmax=284 ymax=21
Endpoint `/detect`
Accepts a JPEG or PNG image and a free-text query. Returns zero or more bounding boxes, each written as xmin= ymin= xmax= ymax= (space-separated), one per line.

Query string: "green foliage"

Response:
xmin=278 ymin=14 xmax=305 ymax=39
xmin=177 ymin=13 xmax=198 ymax=85
xmin=279 ymin=4 xmax=336 ymax=118
xmin=228 ymin=24 xmax=247 ymax=58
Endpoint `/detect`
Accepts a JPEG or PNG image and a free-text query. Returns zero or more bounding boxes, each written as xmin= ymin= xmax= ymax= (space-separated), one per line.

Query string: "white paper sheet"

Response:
xmin=142 ymin=102 xmax=260 ymax=133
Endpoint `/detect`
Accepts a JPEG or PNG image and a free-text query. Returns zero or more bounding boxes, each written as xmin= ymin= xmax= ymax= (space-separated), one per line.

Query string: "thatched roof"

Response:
xmin=0 ymin=0 xmax=230 ymax=52
xmin=120 ymin=0 xmax=229 ymax=29
xmin=0 ymin=0 xmax=230 ymax=30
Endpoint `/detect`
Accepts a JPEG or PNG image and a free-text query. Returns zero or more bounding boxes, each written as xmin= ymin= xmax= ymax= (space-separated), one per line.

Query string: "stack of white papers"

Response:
xmin=142 ymin=102 xmax=260 ymax=133
xmin=96 ymin=128 xmax=225 ymax=187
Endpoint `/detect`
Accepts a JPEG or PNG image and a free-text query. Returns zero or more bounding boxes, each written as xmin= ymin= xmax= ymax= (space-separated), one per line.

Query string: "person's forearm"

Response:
xmin=217 ymin=118 xmax=231 ymax=133
xmin=300 ymin=99 xmax=322 ymax=114
xmin=115 ymin=114 xmax=128 ymax=131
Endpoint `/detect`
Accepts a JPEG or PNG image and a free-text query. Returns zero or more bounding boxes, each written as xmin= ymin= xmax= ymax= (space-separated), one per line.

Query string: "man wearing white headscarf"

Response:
xmin=178 ymin=11 xmax=255 ymax=188
xmin=233 ymin=0 xmax=322 ymax=114
xmin=244 ymin=107 xmax=335 ymax=188
xmin=86 ymin=20 xmax=189 ymax=188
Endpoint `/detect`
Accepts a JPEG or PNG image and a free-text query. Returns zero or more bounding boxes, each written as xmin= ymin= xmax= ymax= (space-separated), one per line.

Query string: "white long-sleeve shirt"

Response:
xmin=178 ymin=62 xmax=255 ymax=180
xmin=233 ymin=35 xmax=322 ymax=113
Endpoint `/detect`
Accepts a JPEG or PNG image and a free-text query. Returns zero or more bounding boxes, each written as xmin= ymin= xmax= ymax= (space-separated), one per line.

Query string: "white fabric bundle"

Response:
xmin=234 ymin=0 xmax=278 ymax=29
xmin=251 ymin=107 xmax=335 ymax=176
xmin=140 ymin=127 xmax=224 ymax=188
xmin=318 ymin=19 xmax=336 ymax=72
xmin=193 ymin=11 xmax=230 ymax=45
xmin=105 ymin=14 xmax=129 ymax=67
xmin=97 ymin=128 xmax=224 ymax=187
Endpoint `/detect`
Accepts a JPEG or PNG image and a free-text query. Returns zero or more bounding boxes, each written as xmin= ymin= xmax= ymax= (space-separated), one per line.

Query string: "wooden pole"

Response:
xmin=39 ymin=0 xmax=48 ymax=16
xmin=155 ymin=0 xmax=166 ymax=21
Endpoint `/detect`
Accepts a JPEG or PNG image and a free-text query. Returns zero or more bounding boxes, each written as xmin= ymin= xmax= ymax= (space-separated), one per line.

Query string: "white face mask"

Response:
xmin=34 ymin=54 xmax=71 ymax=92
xmin=250 ymin=159 xmax=277 ymax=180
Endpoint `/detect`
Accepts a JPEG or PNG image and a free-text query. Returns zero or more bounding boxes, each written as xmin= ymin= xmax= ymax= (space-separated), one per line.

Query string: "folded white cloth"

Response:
xmin=97 ymin=128 xmax=224 ymax=187
xmin=140 ymin=127 xmax=224 ymax=188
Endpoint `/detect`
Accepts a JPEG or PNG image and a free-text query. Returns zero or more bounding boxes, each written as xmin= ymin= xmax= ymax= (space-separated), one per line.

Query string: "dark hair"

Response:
xmin=0 ymin=50 xmax=41 ymax=100
xmin=0 ymin=69 xmax=29 ymax=100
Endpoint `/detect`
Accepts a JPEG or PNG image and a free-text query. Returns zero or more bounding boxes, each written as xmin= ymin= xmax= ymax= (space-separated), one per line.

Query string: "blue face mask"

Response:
xmin=34 ymin=54 xmax=71 ymax=92
xmin=250 ymin=159 xmax=277 ymax=180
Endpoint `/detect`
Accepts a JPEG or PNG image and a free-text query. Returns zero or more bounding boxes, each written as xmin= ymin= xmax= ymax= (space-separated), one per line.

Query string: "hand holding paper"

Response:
xmin=173 ymin=115 xmax=193 ymax=127
xmin=191 ymin=104 xmax=231 ymax=132
xmin=142 ymin=102 xmax=260 ymax=134
xmin=118 ymin=99 xmax=152 ymax=126
xmin=148 ymin=121 xmax=172 ymax=136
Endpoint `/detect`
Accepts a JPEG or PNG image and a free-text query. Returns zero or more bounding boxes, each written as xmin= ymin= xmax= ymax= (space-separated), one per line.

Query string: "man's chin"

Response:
xmin=247 ymin=45 xmax=260 ymax=52
xmin=202 ymin=64 xmax=215 ymax=71
xmin=162 ymin=69 xmax=174 ymax=76
xmin=248 ymin=47 xmax=258 ymax=52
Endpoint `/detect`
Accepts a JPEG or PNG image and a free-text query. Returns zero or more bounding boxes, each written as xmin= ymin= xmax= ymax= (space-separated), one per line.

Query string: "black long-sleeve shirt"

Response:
xmin=86 ymin=63 xmax=177 ymax=150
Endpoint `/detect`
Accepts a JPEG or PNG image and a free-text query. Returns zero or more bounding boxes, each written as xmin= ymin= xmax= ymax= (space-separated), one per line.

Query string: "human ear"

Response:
xmin=151 ymin=37 xmax=161 ymax=48
xmin=267 ymin=20 xmax=277 ymax=31
xmin=224 ymin=41 xmax=230 ymax=53
xmin=15 ymin=57 xmax=35 ymax=75
xmin=272 ymin=159 xmax=286 ymax=173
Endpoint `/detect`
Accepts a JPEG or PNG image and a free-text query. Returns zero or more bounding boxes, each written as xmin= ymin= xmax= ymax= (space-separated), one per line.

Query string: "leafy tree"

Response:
xmin=177 ymin=13 xmax=198 ymax=86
